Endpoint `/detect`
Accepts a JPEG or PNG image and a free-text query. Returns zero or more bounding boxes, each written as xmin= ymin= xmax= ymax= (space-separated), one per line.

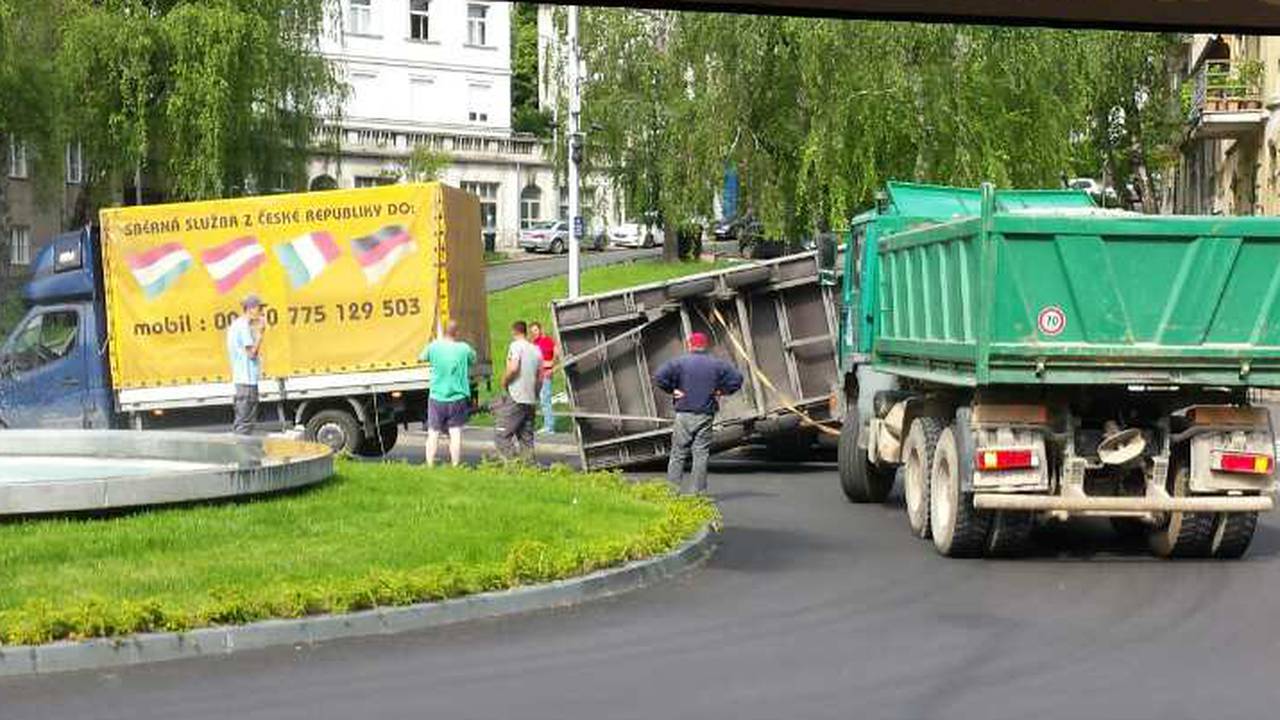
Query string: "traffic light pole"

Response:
xmin=567 ymin=5 xmax=582 ymax=299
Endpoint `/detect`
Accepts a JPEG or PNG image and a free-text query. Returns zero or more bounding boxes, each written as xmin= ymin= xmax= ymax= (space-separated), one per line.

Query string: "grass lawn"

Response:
xmin=481 ymin=258 xmax=730 ymax=406
xmin=0 ymin=461 xmax=717 ymax=646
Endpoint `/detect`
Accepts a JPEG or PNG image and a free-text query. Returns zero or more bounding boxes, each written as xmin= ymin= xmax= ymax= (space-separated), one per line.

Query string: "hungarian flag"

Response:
xmin=275 ymin=231 xmax=341 ymax=289
xmin=201 ymin=236 xmax=266 ymax=295
xmin=350 ymin=225 xmax=416 ymax=285
xmin=126 ymin=242 xmax=193 ymax=300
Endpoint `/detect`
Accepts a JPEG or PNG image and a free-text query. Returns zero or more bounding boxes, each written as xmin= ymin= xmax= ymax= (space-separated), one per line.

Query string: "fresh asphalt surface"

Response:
xmin=6 ymin=441 xmax=1280 ymax=719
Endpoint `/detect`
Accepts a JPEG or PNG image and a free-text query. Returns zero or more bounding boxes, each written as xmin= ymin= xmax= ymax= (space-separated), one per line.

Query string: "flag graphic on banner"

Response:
xmin=350 ymin=225 xmax=416 ymax=285
xmin=126 ymin=243 xmax=194 ymax=300
xmin=201 ymin=236 xmax=266 ymax=294
xmin=275 ymin=231 xmax=341 ymax=289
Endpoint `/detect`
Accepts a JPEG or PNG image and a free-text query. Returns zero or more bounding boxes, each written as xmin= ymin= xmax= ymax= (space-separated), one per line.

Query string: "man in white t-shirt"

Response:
xmin=494 ymin=320 xmax=543 ymax=461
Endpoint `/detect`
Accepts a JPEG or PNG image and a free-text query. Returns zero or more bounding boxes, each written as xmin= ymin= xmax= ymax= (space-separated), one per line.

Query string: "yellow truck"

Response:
xmin=0 ymin=183 xmax=488 ymax=455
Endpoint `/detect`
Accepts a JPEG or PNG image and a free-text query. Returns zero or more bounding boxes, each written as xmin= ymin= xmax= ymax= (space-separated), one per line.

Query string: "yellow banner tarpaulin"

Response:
xmin=101 ymin=184 xmax=448 ymax=389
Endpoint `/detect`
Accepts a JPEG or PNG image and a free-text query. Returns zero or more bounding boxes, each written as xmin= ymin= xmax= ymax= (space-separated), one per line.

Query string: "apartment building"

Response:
xmin=1166 ymin=34 xmax=1280 ymax=215
xmin=2 ymin=137 xmax=85 ymax=283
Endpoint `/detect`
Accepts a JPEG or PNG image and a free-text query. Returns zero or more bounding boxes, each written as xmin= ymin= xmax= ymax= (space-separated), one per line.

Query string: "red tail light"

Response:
xmin=975 ymin=449 xmax=1036 ymax=471
xmin=1212 ymin=452 xmax=1273 ymax=475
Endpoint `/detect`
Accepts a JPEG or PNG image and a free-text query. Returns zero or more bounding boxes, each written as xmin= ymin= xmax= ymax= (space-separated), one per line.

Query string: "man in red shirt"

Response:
xmin=529 ymin=321 xmax=558 ymax=434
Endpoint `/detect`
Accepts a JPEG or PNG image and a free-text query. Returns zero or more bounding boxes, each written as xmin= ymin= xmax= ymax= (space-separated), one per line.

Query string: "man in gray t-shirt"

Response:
xmin=495 ymin=320 xmax=543 ymax=460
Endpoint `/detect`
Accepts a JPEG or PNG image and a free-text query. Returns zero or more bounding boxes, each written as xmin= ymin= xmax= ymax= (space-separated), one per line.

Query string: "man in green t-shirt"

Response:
xmin=418 ymin=320 xmax=477 ymax=467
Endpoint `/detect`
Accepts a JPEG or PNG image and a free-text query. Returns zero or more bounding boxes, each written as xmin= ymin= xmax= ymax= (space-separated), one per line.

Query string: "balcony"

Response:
xmin=1186 ymin=59 xmax=1268 ymax=141
xmin=318 ymin=126 xmax=549 ymax=164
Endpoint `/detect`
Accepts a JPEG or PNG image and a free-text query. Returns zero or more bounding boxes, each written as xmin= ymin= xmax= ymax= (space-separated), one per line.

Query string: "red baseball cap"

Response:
xmin=688 ymin=332 xmax=709 ymax=350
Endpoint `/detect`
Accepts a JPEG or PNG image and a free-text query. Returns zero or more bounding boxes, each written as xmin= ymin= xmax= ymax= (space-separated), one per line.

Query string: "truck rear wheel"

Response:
xmin=1210 ymin=511 xmax=1258 ymax=559
xmin=306 ymin=409 xmax=362 ymax=456
xmin=1148 ymin=466 xmax=1214 ymax=559
xmin=929 ymin=415 xmax=992 ymax=558
xmin=902 ymin=417 xmax=943 ymax=539
xmin=356 ymin=423 xmax=399 ymax=457
xmin=838 ymin=407 xmax=893 ymax=503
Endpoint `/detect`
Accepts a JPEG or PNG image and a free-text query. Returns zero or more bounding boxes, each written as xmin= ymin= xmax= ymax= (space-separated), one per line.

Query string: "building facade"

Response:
xmin=311 ymin=0 xmax=619 ymax=250
xmin=2 ymin=137 xmax=85 ymax=284
xmin=1166 ymin=34 xmax=1280 ymax=216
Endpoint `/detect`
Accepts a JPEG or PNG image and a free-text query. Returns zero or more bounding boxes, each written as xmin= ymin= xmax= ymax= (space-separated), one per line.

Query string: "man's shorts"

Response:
xmin=427 ymin=398 xmax=471 ymax=432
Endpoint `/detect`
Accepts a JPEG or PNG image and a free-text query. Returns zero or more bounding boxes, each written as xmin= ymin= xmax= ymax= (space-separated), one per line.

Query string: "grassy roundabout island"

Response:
xmin=0 ymin=461 xmax=717 ymax=646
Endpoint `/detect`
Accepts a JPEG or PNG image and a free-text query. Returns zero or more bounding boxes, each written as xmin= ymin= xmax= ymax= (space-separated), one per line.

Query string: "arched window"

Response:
xmin=309 ymin=174 xmax=338 ymax=191
xmin=520 ymin=184 xmax=542 ymax=228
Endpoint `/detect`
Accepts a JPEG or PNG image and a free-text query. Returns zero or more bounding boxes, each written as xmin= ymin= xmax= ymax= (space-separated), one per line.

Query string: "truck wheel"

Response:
xmin=838 ymin=408 xmax=893 ymax=503
xmin=1147 ymin=466 xmax=1214 ymax=558
xmin=929 ymin=418 xmax=992 ymax=558
xmin=902 ymin=417 xmax=943 ymax=539
xmin=986 ymin=512 xmax=1035 ymax=557
xmin=1210 ymin=511 xmax=1258 ymax=559
xmin=306 ymin=409 xmax=362 ymax=456
xmin=356 ymin=423 xmax=399 ymax=457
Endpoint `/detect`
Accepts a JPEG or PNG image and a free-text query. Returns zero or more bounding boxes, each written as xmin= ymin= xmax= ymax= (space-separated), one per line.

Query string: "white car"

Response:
xmin=610 ymin=221 xmax=665 ymax=248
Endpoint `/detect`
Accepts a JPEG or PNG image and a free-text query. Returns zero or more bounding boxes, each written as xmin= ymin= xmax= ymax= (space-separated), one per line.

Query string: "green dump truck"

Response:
xmin=823 ymin=182 xmax=1278 ymax=559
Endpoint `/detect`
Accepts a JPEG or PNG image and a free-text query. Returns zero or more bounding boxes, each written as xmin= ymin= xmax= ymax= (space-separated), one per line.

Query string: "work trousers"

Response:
xmin=668 ymin=411 xmax=715 ymax=494
xmin=232 ymin=384 xmax=260 ymax=436
xmin=494 ymin=397 xmax=537 ymax=461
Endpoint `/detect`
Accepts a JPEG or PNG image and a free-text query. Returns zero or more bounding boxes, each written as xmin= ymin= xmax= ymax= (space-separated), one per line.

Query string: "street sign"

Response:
xmin=723 ymin=167 xmax=739 ymax=219
xmin=573 ymin=215 xmax=584 ymax=239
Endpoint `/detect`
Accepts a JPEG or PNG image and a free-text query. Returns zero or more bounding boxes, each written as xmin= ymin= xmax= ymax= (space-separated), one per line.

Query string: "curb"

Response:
xmin=0 ymin=524 xmax=716 ymax=678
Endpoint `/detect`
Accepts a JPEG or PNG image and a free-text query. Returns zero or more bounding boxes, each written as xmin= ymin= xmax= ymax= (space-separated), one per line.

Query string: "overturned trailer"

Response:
xmin=551 ymin=253 xmax=840 ymax=471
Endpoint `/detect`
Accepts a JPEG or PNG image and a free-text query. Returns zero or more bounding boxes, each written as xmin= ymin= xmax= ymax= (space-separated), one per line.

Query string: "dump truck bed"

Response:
xmin=874 ymin=184 xmax=1280 ymax=387
xmin=552 ymin=254 xmax=838 ymax=470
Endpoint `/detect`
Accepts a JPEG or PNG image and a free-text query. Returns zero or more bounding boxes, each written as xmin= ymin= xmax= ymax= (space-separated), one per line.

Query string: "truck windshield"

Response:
xmin=2 ymin=310 xmax=78 ymax=374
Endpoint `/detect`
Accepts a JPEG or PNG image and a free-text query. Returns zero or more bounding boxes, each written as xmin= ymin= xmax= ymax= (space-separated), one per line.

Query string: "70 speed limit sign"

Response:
xmin=1037 ymin=306 xmax=1066 ymax=337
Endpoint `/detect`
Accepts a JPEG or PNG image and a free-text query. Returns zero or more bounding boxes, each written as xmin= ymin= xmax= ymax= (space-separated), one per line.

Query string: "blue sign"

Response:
xmin=573 ymin=215 xmax=584 ymax=239
xmin=723 ymin=167 xmax=740 ymax=219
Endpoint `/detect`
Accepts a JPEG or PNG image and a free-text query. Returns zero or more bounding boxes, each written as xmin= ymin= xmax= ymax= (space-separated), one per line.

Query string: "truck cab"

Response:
xmin=0 ymin=228 xmax=114 ymax=430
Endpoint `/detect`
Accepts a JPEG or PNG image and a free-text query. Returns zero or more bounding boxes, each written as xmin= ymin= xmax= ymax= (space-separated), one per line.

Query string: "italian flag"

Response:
xmin=275 ymin=231 xmax=341 ymax=289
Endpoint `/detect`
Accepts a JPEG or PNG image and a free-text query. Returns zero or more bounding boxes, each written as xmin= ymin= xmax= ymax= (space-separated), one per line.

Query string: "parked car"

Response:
xmin=519 ymin=220 xmax=570 ymax=254
xmin=1067 ymin=177 xmax=1119 ymax=207
xmin=714 ymin=215 xmax=753 ymax=242
xmin=610 ymin=220 xmax=665 ymax=248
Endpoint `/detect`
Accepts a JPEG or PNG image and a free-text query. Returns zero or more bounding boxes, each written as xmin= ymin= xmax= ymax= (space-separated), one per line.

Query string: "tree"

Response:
xmin=400 ymin=144 xmax=451 ymax=182
xmin=511 ymin=3 xmax=552 ymax=138
xmin=1 ymin=0 xmax=341 ymax=215
xmin=568 ymin=12 xmax=1181 ymax=251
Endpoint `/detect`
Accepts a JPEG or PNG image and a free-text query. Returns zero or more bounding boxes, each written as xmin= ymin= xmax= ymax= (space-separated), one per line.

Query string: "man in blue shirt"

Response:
xmin=653 ymin=332 xmax=744 ymax=494
xmin=226 ymin=294 xmax=265 ymax=435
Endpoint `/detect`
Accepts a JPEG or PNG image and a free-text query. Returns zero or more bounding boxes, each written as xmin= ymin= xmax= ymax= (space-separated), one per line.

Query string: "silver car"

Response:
xmin=519 ymin=220 xmax=569 ymax=254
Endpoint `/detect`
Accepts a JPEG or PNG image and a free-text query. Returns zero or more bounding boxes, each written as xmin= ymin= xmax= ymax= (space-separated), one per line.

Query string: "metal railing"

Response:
xmin=1189 ymin=59 xmax=1264 ymax=122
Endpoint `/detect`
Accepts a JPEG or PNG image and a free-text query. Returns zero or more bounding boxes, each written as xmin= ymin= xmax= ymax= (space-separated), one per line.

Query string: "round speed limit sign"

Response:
xmin=1037 ymin=306 xmax=1066 ymax=337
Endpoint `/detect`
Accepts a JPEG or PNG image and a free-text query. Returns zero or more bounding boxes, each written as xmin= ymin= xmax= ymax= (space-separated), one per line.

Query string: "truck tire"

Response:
xmin=902 ymin=417 xmax=943 ymax=539
xmin=929 ymin=414 xmax=992 ymax=558
xmin=986 ymin=512 xmax=1035 ymax=557
xmin=306 ymin=409 xmax=362 ymax=456
xmin=1147 ymin=465 xmax=1214 ymax=558
xmin=1210 ymin=511 xmax=1258 ymax=559
xmin=356 ymin=423 xmax=399 ymax=457
xmin=838 ymin=407 xmax=893 ymax=503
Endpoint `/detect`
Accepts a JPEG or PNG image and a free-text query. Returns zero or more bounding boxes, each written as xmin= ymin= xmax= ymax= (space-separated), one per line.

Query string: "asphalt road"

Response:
xmin=6 ymin=447 xmax=1280 ymax=720
xmin=485 ymin=247 xmax=659 ymax=292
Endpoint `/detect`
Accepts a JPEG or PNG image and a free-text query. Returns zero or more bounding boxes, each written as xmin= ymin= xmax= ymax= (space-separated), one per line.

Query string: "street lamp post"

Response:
xmin=567 ymin=5 xmax=582 ymax=299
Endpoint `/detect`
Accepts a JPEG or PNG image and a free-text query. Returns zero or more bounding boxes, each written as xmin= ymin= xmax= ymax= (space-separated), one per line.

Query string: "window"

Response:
xmin=410 ymin=0 xmax=430 ymax=40
xmin=467 ymin=4 xmax=488 ymax=46
xmin=8 ymin=225 xmax=30 ymax=266
xmin=348 ymin=0 xmax=373 ymax=35
xmin=467 ymin=82 xmax=490 ymax=123
xmin=66 ymin=142 xmax=83 ymax=184
xmin=2 ymin=310 xmax=78 ymax=375
xmin=520 ymin=184 xmax=542 ymax=229
xmin=354 ymin=176 xmax=396 ymax=188
xmin=410 ymin=77 xmax=435 ymax=119
xmin=7 ymin=138 xmax=27 ymax=179
xmin=461 ymin=181 xmax=499 ymax=230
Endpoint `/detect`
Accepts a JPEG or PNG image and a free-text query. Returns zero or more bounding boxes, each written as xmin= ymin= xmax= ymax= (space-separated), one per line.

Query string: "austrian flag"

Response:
xmin=351 ymin=225 xmax=416 ymax=285
xmin=127 ymin=243 xmax=194 ymax=300
xmin=201 ymin=236 xmax=266 ymax=294
xmin=275 ymin=231 xmax=340 ymax=289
